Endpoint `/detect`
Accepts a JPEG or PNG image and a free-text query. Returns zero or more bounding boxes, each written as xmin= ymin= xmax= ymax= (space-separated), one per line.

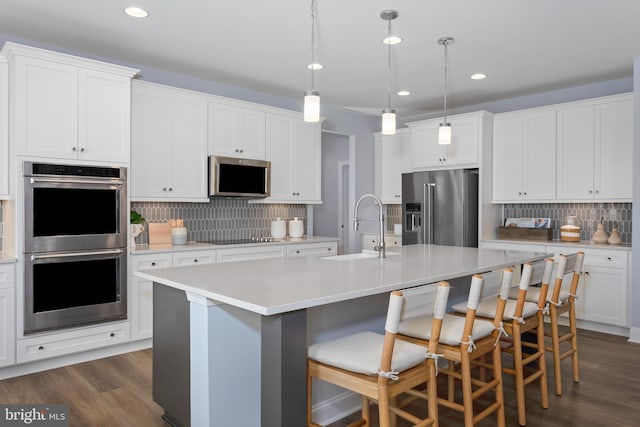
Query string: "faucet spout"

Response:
xmin=353 ymin=193 xmax=386 ymax=258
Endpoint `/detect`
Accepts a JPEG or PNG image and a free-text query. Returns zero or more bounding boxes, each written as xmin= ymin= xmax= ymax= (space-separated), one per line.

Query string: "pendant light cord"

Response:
xmin=310 ymin=0 xmax=316 ymax=90
xmin=387 ymin=18 xmax=391 ymax=110
xmin=443 ymin=39 xmax=448 ymax=123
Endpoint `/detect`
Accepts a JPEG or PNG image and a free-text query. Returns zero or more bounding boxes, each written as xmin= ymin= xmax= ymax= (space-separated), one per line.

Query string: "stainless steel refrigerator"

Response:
xmin=402 ymin=168 xmax=479 ymax=247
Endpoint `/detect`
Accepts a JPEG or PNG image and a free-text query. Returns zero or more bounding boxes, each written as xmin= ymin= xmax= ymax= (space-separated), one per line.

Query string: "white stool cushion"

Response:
xmin=398 ymin=314 xmax=496 ymax=346
xmin=308 ymin=331 xmax=427 ymax=376
xmin=451 ymin=297 xmax=539 ymax=321
xmin=508 ymin=287 xmax=571 ymax=304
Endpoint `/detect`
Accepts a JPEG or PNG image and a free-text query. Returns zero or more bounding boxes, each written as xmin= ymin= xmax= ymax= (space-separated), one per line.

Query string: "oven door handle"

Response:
xmin=29 ymin=177 xmax=125 ymax=186
xmin=30 ymin=249 xmax=125 ymax=261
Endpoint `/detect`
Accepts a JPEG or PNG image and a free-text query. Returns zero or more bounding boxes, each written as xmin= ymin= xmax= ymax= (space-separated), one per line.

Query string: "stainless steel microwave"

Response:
xmin=208 ymin=156 xmax=271 ymax=198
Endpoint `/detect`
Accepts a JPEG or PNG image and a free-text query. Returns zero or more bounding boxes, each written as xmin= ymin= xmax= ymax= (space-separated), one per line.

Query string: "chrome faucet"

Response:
xmin=353 ymin=193 xmax=386 ymax=258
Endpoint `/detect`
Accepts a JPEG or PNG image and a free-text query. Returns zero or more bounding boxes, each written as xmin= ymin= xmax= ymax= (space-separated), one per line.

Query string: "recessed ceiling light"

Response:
xmin=124 ymin=7 xmax=149 ymax=18
xmin=470 ymin=73 xmax=487 ymax=80
xmin=383 ymin=36 xmax=402 ymax=45
xmin=307 ymin=63 xmax=324 ymax=70
xmin=397 ymin=90 xmax=410 ymax=96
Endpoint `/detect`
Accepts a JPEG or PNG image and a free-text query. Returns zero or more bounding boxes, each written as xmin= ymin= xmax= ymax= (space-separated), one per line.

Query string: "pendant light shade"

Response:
xmin=438 ymin=36 xmax=454 ymax=145
xmin=380 ymin=10 xmax=398 ymax=135
xmin=304 ymin=0 xmax=320 ymax=122
xmin=304 ymin=90 xmax=320 ymax=122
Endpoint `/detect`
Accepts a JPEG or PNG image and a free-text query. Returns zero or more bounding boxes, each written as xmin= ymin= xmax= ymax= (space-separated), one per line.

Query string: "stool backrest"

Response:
xmin=550 ymin=252 xmax=585 ymax=304
xmin=513 ymin=263 xmax=533 ymax=319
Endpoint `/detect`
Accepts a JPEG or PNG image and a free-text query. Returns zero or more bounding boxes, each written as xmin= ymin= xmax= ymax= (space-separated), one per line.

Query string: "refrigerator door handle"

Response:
xmin=424 ymin=182 xmax=436 ymax=244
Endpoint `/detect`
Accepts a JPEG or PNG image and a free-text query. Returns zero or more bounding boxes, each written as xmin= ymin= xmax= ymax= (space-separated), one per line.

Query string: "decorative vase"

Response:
xmin=131 ymin=223 xmax=144 ymax=247
xmin=608 ymin=226 xmax=622 ymax=245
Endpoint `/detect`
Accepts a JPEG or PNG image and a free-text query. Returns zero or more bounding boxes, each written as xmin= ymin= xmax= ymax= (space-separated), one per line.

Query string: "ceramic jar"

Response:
xmin=288 ymin=217 xmax=304 ymax=238
xmin=271 ymin=218 xmax=286 ymax=239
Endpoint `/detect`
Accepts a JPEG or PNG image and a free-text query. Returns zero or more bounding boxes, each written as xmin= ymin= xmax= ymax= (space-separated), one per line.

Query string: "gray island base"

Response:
xmin=136 ymin=244 xmax=548 ymax=426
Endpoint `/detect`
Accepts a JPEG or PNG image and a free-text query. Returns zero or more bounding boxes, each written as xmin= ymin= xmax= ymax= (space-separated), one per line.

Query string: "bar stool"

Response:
xmin=397 ymin=272 xmax=510 ymax=427
xmin=452 ymin=259 xmax=554 ymax=426
xmin=306 ymin=283 xmax=450 ymax=427
xmin=509 ymin=252 xmax=584 ymax=395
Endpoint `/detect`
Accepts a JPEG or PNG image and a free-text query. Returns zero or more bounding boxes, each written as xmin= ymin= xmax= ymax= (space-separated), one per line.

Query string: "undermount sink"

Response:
xmin=321 ymin=251 xmax=399 ymax=261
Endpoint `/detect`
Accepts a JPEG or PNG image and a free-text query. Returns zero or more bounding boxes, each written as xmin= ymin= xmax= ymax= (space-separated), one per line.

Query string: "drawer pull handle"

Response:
xmin=328 ymin=247 xmax=332 ymax=251
xmin=607 ymin=257 xmax=612 ymax=261
xmin=296 ymin=250 xmax=300 ymax=254
xmin=38 ymin=346 xmax=44 ymax=350
xmin=194 ymin=259 xmax=198 ymax=262
xmin=110 ymin=333 xmax=115 ymax=337
xmin=151 ymin=262 xmax=156 ymax=266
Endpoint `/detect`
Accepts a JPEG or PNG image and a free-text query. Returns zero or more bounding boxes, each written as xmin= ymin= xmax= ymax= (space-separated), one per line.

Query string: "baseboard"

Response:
xmin=556 ymin=317 xmax=629 ymax=337
xmin=628 ymin=327 xmax=640 ymax=343
xmin=312 ymin=390 xmax=361 ymax=426
xmin=0 ymin=338 xmax=152 ymax=380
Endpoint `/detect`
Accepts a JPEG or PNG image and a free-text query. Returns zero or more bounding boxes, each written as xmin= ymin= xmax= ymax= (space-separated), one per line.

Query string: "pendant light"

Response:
xmin=304 ymin=0 xmax=320 ymax=122
xmin=438 ymin=37 xmax=454 ymax=145
xmin=381 ymin=10 xmax=398 ymax=135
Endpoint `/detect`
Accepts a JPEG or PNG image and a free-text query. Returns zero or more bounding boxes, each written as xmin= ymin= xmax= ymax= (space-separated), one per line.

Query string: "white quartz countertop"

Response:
xmin=135 ymin=244 xmax=547 ymax=316
xmin=0 ymin=253 xmax=17 ymax=264
xmin=481 ymin=238 xmax=631 ymax=251
xmin=131 ymin=236 xmax=338 ymax=254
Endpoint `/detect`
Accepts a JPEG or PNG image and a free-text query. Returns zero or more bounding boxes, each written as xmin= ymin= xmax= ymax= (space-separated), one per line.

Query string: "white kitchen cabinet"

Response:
xmin=172 ymin=249 xmax=217 ymax=266
xmin=407 ymin=112 xmax=490 ymax=170
xmin=492 ymin=108 xmax=556 ymax=202
xmin=286 ymin=242 xmax=337 ymax=258
xmin=216 ymin=245 xmax=286 ymax=263
xmin=362 ymin=234 xmax=402 ymax=251
xmin=0 ymin=55 xmax=8 ymax=198
xmin=374 ymin=130 xmax=409 ymax=204
xmin=581 ymin=249 xmax=628 ymax=327
xmin=0 ymin=264 xmax=15 ymax=367
xmin=2 ymin=43 xmax=137 ymax=163
xmin=16 ymin=322 xmax=130 ymax=364
xmin=131 ymin=81 xmax=208 ymax=202
xmin=556 ymin=94 xmax=633 ymax=201
xmin=208 ymin=101 xmax=266 ymax=160
xmin=263 ymin=113 xmax=322 ymax=203
xmin=130 ymin=253 xmax=172 ymax=341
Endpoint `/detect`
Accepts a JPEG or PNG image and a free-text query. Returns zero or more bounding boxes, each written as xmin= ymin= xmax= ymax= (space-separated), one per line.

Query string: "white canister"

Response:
xmin=288 ymin=217 xmax=304 ymax=238
xmin=171 ymin=227 xmax=188 ymax=245
xmin=271 ymin=218 xmax=286 ymax=239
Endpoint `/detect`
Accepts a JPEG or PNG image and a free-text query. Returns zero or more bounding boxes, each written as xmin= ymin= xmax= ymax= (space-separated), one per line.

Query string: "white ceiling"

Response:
xmin=1 ymin=0 xmax=639 ymax=119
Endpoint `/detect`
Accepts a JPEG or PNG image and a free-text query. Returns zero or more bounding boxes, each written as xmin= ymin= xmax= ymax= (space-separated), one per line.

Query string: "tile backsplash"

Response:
xmin=0 ymin=202 xmax=3 ymax=251
xmin=503 ymin=202 xmax=632 ymax=243
xmin=386 ymin=205 xmax=402 ymax=233
xmin=131 ymin=199 xmax=307 ymax=244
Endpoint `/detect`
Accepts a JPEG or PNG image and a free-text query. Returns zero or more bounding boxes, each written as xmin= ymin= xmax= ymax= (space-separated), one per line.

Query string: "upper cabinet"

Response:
xmin=131 ymin=81 xmax=208 ymax=202
xmin=556 ymin=94 xmax=633 ymax=201
xmin=375 ymin=129 xmax=410 ymax=204
xmin=208 ymin=102 xmax=266 ymax=160
xmin=493 ymin=108 xmax=557 ymax=202
xmin=406 ymin=111 xmax=492 ymax=170
xmin=1 ymin=42 xmax=138 ymax=163
xmin=263 ymin=113 xmax=322 ymax=204
xmin=0 ymin=55 xmax=8 ymax=198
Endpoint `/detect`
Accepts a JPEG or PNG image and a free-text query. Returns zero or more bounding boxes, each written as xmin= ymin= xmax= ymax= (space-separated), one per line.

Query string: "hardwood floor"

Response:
xmin=0 ymin=328 xmax=638 ymax=426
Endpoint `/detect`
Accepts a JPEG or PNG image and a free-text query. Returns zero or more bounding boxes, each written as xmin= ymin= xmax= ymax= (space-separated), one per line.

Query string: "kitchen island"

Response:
xmin=136 ymin=244 xmax=547 ymax=427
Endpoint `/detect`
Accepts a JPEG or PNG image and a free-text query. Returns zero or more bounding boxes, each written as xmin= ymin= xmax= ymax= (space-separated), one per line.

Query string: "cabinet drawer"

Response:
xmin=582 ymin=249 xmax=627 ymax=269
xmin=287 ymin=242 xmax=337 ymax=258
xmin=132 ymin=253 xmax=172 ymax=270
xmin=0 ymin=264 xmax=14 ymax=289
xmin=17 ymin=322 xmax=130 ymax=363
xmin=217 ymin=246 xmax=286 ymax=263
xmin=172 ymin=250 xmax=217 ymax=266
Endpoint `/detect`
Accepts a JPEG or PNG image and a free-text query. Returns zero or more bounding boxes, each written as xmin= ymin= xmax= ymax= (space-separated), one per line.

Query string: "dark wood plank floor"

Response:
xmin=0 ymin=328 xmax=638 ymax=426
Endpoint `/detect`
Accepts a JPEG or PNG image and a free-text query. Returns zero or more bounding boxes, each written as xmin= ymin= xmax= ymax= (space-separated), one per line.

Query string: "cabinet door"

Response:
xmin=446 ymin=115 xmax=479 ymax=166
xmin=209 ymin=102 xmax=266 ymax=159
xmin=582 ymin=266 xmax=627 ymax=326
xmin=287 ymin=242 xmax=337 ymax=258
xmin=131 ymin=253 xmax=172 ymax=341
xmin=13 ymin=56 xmax=78 ymax=159
xmin=523 ymin=110 xmax=556 ymax=200
xmin=0 ymin=287 xmax=15 ymax=367
xmin=78 ymin=69 xmax=131 ymax=163
xmin=166 ymin=92 xmax=208 ymax=199
xmin=131 ymin=84 xmax=168 ymax=199
xmin=266 ymin=114 xmax=295 ymax=201
xmin=216 ymin=246 xmax=286 ymax=263
xmin=294 ymin=120 xmax=322 ymax=202
xmin=557 ymin=105 xmax=594 ymax=200
xmin=493 ymin=114 xmax=525 ymax=201
xmin=0 ymin=57 xmax=8 ymax=197
xmin=375 ymin=133 xmax=403 ymax=204
xmin=594 ymin=98 xmax=633 ymax=200
xmin=410 ymin=123 xmax=447 ymax=169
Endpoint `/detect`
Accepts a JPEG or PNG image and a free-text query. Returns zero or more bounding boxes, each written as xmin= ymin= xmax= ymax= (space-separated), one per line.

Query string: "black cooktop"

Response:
xmin=207 ymin=237 xmax=281 ymax=245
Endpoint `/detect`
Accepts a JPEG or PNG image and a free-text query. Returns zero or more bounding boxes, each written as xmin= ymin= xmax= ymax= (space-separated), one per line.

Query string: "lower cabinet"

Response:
xmin=0 ymin=263 xmax=15 ymax=367
xmin=130 ymin=253 xmax=172 ymax=341
xmin=287 ymin=242 xmax=337 ymax=258
xmin=216 ymin=245 xmax=286 ymax=263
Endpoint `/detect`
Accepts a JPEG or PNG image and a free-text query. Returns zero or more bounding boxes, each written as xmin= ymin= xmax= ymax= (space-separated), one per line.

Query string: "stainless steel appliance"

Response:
xmin=208 ymin=155 xmax=270 ymax=198
xmin=23 ymin=162 xmax=128 ymax=334
xmin=402 ymin=168 xmax=479 ymax=247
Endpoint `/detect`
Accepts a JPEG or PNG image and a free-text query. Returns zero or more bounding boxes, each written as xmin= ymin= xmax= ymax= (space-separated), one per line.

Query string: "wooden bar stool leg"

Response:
xmin=362 ymin=396 xmax=370 ymax=425
xmin=537 ymin=313 xmax=549 ymax=409
xmin=460 ymin=351 xmax=474 ymax=427
xmin=378 ymin=376 xmax=391 ymax=427
xmin=569 ymin=300 xmax=580 ymax=383
xmin=493 ymin=341 xmax=506 ymax=427
xmin=448 ymin=360 xmax=456 ymax=402
xmin=549 ymin=306 xmax=563 ymax=396
xmin=428 ymin=359 xmax=439 ymax=427
xmin=307 ymin=364 xmax=314 ymax=426
xmin=512 ymin=322 xmax=526 ymax=426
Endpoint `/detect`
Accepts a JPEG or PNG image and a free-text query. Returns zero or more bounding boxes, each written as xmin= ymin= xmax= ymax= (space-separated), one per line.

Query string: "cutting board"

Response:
xmin=148 ymin=222 xmax=172 ymax=245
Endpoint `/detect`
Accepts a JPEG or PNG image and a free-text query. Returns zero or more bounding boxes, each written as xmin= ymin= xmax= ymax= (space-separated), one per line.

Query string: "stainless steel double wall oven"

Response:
xmin=23 ymin=162 xmax=128 ymax=334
